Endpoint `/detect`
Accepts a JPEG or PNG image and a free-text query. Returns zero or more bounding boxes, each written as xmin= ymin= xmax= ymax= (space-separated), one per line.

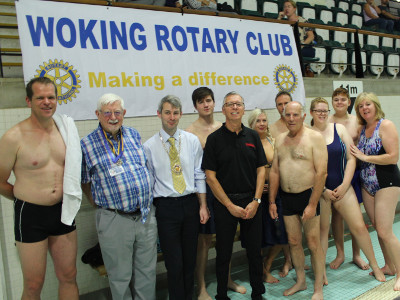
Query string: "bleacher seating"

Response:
xmin=262 ymin=0 xmax=279 ymax=15
xmin=240 ymin=0 xmax=261 ymax=16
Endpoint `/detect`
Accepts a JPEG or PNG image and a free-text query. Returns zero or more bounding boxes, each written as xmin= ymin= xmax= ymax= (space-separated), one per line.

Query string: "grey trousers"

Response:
xmin=96 ymin=206 xmax=157 ymax=300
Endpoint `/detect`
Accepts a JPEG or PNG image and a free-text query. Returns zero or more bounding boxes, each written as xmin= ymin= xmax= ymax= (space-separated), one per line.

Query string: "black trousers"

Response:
xmin=154 ymin=194 xmax=200 ymax=300
xmin=214 ymin=196 xmax=265 ymax=300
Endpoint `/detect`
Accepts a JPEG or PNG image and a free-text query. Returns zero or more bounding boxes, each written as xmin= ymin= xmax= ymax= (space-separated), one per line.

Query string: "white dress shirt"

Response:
xmin=143 ymin=128 xmax=206 ymax=198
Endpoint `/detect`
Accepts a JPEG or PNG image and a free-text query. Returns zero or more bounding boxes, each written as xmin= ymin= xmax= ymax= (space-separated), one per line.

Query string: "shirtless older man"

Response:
xmin=270 ymin=91 xmax=292 ymax=138
xmin=269 ymin=101 xmax=327 ymax=300
xmin=0 ymin=77 xmax=81 ymax=300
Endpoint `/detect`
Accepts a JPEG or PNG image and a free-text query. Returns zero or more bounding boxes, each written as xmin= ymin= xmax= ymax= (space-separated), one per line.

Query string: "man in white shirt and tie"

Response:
xmin=143 ymin=95 xmax=209 ymax=300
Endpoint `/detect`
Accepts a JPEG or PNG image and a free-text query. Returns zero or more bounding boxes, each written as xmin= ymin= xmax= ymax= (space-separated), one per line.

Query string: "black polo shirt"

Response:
xmin=202 ymin=123 xmax=267 ymax=194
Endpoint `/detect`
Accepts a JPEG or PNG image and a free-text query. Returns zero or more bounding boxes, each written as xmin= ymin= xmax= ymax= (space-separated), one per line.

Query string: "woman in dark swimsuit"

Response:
xmin=310 ymin=97 xmax=385 ymax=285
xmin=351 ymin=92 xmax=400 ymax=291
xmin=248 ymin=108 xmax=292 ymax=284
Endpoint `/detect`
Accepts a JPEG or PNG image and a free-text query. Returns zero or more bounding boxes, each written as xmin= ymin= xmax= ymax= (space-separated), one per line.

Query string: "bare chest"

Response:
xmin=16 ymin=130 xmax=66 ymax=170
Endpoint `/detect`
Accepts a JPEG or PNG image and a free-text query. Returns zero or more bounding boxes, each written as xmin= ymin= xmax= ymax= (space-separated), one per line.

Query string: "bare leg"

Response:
xmin=196 ymin=234 xmax=213 ymax=300
xmin=48 ymin=230 xmax=79 ymax=300
xmin=330 ymin=206 xmax=345 ymax=270
xmin=263 ymin=245 xmax=282 ymax=283
xmin=227 ymin=262 xmax=246 ymax=294
xmin=279 ymin=245 xmax=293 ymax=278
xmin=373 ymin=187 xmax=400 ymax=290
xmin=319 ymin=197 xmax=331 ymax=285
xmin=283 ymin=215 xmax=307 ymax=296
xmin=362 ymin=189 xmax=397 ymax=276
xmin=17 ymin=240 xmax=48 ymax=300
xmin=334 ymin=188 xmax=384 ymax=282
xmin=303 ymin=215 xmax=324 ymax=300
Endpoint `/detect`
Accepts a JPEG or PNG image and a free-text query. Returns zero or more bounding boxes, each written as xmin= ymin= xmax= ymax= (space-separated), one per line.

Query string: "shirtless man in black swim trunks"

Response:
xmin=0 ymin=77 xmax=80 ymax=300
xmin=268 ymin=101 xmax=327 ymax=300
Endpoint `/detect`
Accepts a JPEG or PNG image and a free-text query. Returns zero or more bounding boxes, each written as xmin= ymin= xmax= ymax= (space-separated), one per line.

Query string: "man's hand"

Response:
xmin=244 ymin=201 xmax=259 ymax=219
xmin=227 ymin=203 xmax=246 ymax=218
xmin=269 ymin=203 xmax=278 ymax=219
xmin=302 ymin=204 xmax=317 ymax=222
xmin=199 ymin=205 xmax=210 ymax=224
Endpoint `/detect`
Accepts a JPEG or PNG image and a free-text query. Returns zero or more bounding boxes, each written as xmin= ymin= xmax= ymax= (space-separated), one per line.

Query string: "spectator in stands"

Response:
xmin=277 ymin=0 xmax=316 ymax=58
xmin=351 ymin=92 xmax=400 ymax=291
xmin=165 ymin=0 xmax=184 ymax=8
xmin=118 ymin=0 xmax=166 ymax=6
xmin=379 ymin=0 xmax=400 ymax=31
xmin=81 ymin=93 xmax=157 ymax=300
xmin=185 ymin=0 xmax=218 ymax=11
xmin=363 ymin=0 xmax=394 ymax=33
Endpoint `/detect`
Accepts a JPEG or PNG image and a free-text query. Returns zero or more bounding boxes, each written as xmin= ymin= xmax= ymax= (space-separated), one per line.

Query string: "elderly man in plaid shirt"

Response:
xmin=81 ymin=93 xmax=156 ymax=300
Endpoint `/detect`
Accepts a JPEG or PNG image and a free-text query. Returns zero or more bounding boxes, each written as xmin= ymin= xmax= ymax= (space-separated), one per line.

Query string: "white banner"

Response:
xmin=16 ymin=0 xmax=305 ymax=120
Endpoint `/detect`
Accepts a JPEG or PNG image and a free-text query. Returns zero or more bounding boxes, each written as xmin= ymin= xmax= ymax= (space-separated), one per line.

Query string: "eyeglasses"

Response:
xmin=312 ymin=109 xmax=330 ymax=115
xmin=101 ymin=110 xmax=123 ymax=118
xmin=224 ymin=102 xmax=244 ymax=108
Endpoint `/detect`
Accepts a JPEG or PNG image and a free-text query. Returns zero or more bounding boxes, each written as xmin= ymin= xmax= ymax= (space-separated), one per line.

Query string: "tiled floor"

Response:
xmin=81 ymin=215 xmax=400 ymax=300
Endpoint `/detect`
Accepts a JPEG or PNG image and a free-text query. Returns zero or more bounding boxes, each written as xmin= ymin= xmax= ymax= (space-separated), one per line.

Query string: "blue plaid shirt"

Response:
xmin=81 ymin=124 xmax=152 ymax=222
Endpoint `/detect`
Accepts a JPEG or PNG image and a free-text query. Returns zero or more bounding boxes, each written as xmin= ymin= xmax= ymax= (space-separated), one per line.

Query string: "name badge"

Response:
xmin=109 ymin=165 xmax=124 ymax=177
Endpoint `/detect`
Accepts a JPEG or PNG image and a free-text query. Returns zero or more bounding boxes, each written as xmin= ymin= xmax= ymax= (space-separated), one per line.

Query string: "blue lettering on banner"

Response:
xmin=25 ymin=15 xmax=148 ymax=50
xmin=186 ymin=27 xmax=200 ymax=51
xmin=280 ymin=35 xmax=292 ymax=55
xmin=79 ymin=19 xmax=100 ymax=49
xmin=155 ymin=25 xmax=239 ymax=54
xmin=246 ymin=32 xmax=293 ymax=56
xmin=24 ymin=15 xmax=292 ymax=56
xmin=129 ymin=23 xmax=147 ymax=51
xmin=56 ymin=18 xmax=76 ymax=48
xmin=26 ymin=16 xmax=54 ymax=46
xmin=172 ymin=26 xmax=188 ymax=51
xmin=110 ymin=21 xmax=128 ymax=50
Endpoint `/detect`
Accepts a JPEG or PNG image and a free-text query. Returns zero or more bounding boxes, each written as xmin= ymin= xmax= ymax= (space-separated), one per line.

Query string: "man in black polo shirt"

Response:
xmin=202 ymin=91 xmax=267 ymax=300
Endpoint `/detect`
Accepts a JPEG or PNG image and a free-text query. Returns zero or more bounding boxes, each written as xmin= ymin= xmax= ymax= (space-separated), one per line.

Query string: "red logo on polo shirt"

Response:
xmin=246 ymin=143 xmax=255 ymax=148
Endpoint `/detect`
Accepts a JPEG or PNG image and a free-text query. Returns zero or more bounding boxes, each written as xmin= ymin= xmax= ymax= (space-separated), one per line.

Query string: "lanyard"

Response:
xmin=100 ymin=128 xmax=124 ymax=164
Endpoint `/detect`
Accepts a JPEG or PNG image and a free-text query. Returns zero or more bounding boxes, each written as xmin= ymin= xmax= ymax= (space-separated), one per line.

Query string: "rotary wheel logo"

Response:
xmin=35 ymin=59 xmax=81 ymax=104
xmin=273 ymin=65 xmax=298 ymax=93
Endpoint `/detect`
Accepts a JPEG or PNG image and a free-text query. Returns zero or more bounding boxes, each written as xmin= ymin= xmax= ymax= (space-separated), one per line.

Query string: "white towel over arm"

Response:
xmin=53 ymin=113 xmax=82 ymax=225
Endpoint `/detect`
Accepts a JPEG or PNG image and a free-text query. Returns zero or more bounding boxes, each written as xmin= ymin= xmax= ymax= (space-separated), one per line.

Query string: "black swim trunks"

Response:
xmin=279 ymin=188 xmax=320 ymax=217
xmin=14 ymin=198 xmax=76 ymax=243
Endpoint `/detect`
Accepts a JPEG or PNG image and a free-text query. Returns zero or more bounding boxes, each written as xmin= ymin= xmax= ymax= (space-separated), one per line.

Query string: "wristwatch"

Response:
xmin=253 ymin=197 xmax=261 ymax=204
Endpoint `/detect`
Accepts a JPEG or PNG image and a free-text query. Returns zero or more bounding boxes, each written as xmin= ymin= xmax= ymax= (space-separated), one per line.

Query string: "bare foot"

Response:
xmin=279 ymin=262 xmax=293 ymax=278
xmin=283 ymin=282 xmax=307 ymax=296
xmin=311 ymin=289 xmax=324 ymax=300
xmin=197 ymin=289 xmax=212 ymax=300
xmin=227 ymin=280 xmax=246 ymax=294
xmin=329 ymin=255 xmax=345 ymax=270
xmin=369 ymin=265 xmax=396 ymax=276
xmin=265 ymin=272 xmax=280 ymax=283
xmin=369 ymin=266 xmax=386 ymax=282
xmin=393 ymin=275 xmax=400 ymax=291
xmin=352 ymin=255 xmax=369 ymax=270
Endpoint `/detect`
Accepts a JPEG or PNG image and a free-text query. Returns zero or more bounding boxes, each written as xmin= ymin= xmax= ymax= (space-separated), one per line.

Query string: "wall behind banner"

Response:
xmin=0 ymin=89 xmax=400 ymax=298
